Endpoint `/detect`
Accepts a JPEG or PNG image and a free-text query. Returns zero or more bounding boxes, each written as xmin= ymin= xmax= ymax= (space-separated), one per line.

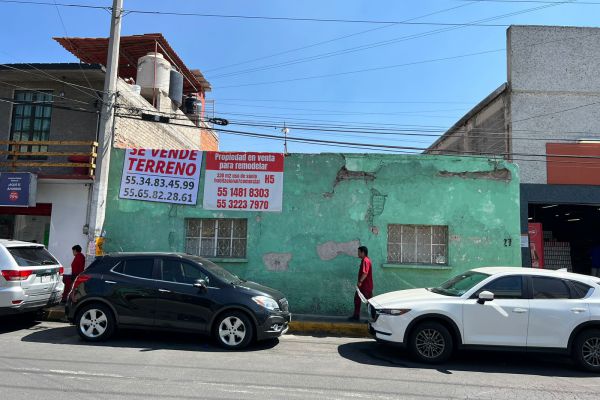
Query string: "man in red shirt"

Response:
xmin=350 ymin=246 xmax=373 ymax=321
xmin=71 ymin=245 xmax=85 ymax=278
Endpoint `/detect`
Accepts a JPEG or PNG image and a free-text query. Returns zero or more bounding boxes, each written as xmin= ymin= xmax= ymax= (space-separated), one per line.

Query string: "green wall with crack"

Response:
xmin=104 ymin=150 xmax=521 ymax=315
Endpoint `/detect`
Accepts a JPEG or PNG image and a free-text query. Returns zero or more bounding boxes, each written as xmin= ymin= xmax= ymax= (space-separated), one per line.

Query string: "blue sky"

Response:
xmin=0 ymin=0 xmax=596 ymax=153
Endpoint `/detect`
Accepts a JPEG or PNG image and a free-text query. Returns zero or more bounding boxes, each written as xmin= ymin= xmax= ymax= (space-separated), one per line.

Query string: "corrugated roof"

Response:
xmin=53 ymin=33 xmax=211 ymax=93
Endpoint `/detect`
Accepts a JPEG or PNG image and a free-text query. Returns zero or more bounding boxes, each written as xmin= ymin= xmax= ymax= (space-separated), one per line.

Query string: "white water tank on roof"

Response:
xmin=137 ymin=52 xmax=171 ymax=100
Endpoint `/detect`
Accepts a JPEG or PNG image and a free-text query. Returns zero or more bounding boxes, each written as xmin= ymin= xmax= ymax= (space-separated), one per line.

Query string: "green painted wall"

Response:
xmin=104 ymin=150 xmax=521 ymax=315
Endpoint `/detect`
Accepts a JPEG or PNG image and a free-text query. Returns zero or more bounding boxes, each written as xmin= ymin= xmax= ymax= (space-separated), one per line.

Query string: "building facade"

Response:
xmin=0 ymin=34 xmax=217 ymax=270
xmin=103 ymin=150 xmax=522 ymax=315
xmin=427 ymin=25 xmax=600 ymax=274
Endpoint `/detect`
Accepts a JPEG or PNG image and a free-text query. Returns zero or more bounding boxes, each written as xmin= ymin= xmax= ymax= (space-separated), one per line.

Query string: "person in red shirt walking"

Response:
xmin=71 ymin=245 xmax=85 ymax=278
xmin=349 ymin=246 xmax=373 ymax=321
xmin=62 ymin=245 xmax=86 ymax=303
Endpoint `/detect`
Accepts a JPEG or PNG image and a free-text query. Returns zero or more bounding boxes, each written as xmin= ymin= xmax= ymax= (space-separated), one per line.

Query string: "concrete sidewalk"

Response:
xmin=40 ymin=305 xmax=370 ymax=338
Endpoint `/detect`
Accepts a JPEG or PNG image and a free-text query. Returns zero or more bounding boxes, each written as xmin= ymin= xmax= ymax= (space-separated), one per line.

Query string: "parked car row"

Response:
xmin=2 ymin=239 xmax=600 ymax=372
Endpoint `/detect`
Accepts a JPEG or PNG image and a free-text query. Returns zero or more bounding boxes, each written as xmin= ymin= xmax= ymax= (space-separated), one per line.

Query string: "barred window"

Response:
xmin=185 ymin=219 xmax=247 ymax=258
xmin=387 ymin=225 xmax=448 ymax=265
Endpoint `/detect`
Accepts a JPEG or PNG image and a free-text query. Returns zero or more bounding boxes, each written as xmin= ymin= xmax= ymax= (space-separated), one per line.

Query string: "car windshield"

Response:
xmin=430 ymin=271 xmax=490 ymax=297
xmin=188 ymin=256 xmax=243 ymax=284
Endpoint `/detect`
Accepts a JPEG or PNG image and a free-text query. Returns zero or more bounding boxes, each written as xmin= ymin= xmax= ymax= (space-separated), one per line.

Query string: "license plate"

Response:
xmin=40 ymin=275 xmax=53 ymax=283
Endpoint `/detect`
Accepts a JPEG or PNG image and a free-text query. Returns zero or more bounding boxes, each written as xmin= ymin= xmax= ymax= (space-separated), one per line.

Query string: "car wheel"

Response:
xmin=409 ymin=321 xmax=454 ymax=364
xmin=75 ymin=303 xmax=115 ymax=342
xmin=573 ymin=329 xmax=600 ymax=372
xmin=214 ymin=311 xmax=253 ymax=350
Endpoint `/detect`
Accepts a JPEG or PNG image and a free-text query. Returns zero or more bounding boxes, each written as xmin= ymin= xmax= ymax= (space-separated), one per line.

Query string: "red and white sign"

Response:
xmin=119 ymin=148 xmax=202 ymax=205
xmin=528 ymin=222 xmax=544 ymax=268
xmin=203 ymin=152 xmax=284 ymax=212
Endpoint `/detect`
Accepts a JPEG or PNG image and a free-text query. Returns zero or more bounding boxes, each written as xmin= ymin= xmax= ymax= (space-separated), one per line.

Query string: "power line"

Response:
xmin=213 ymin=29 xmax=600 ymax=90
xmin=208 ymin=1 xmax=572 ymax=81
xmin=115 ymin=113 xmax=600 ymax=164
xmin=0 ymin=63 xmax=107 ymax=101
xmin=204 ymin=1 xmax=482 ymax=73
xmin=210 ymin=97 xmax=475 ymax=105
xmin=215 ymin=101 xmax=468 ymax=115
xmin=51 ymin=0 xmax=105 ymax=103
xmin=0 ymin=80 xmax=97 ymax=106
xmin=214 ymin=48 xmax=504 ymax=89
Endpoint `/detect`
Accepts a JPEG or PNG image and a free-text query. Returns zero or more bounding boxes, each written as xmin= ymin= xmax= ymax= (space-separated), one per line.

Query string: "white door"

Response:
xmin=527 ymin=276 xmax=591 ymax=348
xmin=462 ymin=275 xmax=529 ymax=346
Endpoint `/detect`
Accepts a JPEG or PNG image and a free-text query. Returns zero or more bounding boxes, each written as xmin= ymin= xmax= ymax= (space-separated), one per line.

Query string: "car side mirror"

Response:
xmin=477 ymin=290 xmax=494 ymax=305
xmin=193 ymin=279 xmax=208 ymax=290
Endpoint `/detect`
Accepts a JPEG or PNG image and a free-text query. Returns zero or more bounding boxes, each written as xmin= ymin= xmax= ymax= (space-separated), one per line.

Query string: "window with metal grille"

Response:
xmin=387 ymin=225 xmax=448 ymax=265
xmin=185 ymin=219 xmax=247 ymax=258
xmin=10 ymin=90 xmax=53 ymax=157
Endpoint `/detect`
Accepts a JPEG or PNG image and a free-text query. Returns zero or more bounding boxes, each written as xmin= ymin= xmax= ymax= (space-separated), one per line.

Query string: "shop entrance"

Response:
xmin=0 ymin=203 xmax=52 ymax=246
xmin=528 ymin=203 xmax=600 ymax=276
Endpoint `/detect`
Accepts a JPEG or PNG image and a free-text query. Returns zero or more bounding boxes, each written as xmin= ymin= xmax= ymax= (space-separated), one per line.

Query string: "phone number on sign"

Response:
xmin=124 ymin=175 xmax=195 ymax=190
xmin=122 ymin=188 xmax=194 ymax=203
xmin=216 ymin=199 xmax=270 ymax=209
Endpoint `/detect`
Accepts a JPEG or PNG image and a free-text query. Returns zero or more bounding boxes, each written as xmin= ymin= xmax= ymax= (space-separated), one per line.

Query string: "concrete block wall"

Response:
xmin=508 ymin=25 xmax=600 ymax=184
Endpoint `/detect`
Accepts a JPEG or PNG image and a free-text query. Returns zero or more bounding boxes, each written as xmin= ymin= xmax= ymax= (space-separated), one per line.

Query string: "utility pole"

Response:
xmin=87 ymin=0 xmax=124 ymax=258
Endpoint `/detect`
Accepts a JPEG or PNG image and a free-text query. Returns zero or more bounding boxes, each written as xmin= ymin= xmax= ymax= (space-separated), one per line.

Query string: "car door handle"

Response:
xmin=512 ymin=308 xmax=528 ymax=314
xmin=571 ymin=307 xmax=587 ymax=313
xmin=104 ymin=280 xmax=116 ymax=284
xmin=158 ymin=289 xmax=171 ymax=293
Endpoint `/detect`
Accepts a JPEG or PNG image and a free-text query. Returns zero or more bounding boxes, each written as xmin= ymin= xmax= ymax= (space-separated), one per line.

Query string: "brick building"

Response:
xmin=0 ymin=33 xmax=216 ymax=269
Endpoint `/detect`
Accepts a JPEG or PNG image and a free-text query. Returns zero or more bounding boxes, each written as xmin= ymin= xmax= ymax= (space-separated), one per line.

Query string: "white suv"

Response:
xmin=368 ymin=267 xmax=600 ymax=372
xmin=0 ymin=240 xmax=64 ymax=316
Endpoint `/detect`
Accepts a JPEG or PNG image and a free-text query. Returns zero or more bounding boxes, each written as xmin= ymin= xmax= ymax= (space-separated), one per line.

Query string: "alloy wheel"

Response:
xmin=218 ymin=316 xmax=246 ymax=347
xmin=79 ymin=308 xmax=108 ymax=339
xmin=582 ymin=336 xmax=600 ymax=368
xmin=415 ymin=328 xmax=446 ymax=359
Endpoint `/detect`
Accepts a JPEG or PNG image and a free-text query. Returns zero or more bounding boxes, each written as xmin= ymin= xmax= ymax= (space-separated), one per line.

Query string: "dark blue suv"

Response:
xmin=66 ymin=253 xmax=290 ymax=349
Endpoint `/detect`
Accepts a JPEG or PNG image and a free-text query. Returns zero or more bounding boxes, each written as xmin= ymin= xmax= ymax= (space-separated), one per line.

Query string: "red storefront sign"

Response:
xmin=203 ymin=152 xmax=284 ymax=212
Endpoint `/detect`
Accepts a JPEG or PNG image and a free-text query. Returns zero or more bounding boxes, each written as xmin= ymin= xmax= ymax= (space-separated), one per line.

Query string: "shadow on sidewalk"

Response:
xmin=21 ymin=325 xmax=279 ymax=353
xmin=337 ymin=340 xmax=598 ymax=378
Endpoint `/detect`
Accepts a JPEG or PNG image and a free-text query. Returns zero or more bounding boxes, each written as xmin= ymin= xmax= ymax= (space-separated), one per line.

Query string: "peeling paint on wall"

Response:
xmin=438 ymin=168 xmax=511 ymax=181
xmin=263 ymin=253 xmax=292 ymax=271
xmin=317 ymin=240 xmax=360 ymax=261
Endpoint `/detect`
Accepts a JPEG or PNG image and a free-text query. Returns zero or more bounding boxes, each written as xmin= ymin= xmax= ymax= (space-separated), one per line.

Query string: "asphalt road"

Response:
xmin=1 ymin=317 xmax=600 ymax=400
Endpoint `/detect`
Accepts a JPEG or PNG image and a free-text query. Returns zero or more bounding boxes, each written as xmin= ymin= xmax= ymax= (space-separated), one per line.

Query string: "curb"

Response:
xmin=41 ymin=306 xmax=67 ymax=323
xmin=40 ymin=307 xmax=371 ymax=338
xmin=288 ymin=320 xmax=370 ymax=338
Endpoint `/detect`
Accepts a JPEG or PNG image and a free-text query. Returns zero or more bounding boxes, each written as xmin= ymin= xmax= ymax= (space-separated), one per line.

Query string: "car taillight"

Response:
xmin=71 ymin=274 xmax=91 ymax=291
xmin=1 ymin=270 xmax=34 ymax=281
xmin=58 ymin=266 xmax=64 ymax=275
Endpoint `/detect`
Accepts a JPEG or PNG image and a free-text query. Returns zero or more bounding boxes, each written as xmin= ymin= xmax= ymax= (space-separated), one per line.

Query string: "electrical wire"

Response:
xmin=0 ymin=63 xmax=107 ymax=100
xmin=204 ymin=1 xmax=482 ymax=73
xmin=211 ymin=97 xmax=475 ymax=105
xmin=208 ymin=1 xmax=573 ymax=81
xmin=213 ymin=48 xmax=504 ymax=89
xmin=51 ymin=0 xmax=105 ymax=103
xmin=114 ymin=113 xmax=600 ymax=164
xmin=0 ymin=80 xmax=98 ymax=106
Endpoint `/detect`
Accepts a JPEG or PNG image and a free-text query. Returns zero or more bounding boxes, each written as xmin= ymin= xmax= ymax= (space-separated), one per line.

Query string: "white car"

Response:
xmin=368 ymin=267 xmax=600 ymax=372
xmin=0 ymin=240 xmax=64 ymax=317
